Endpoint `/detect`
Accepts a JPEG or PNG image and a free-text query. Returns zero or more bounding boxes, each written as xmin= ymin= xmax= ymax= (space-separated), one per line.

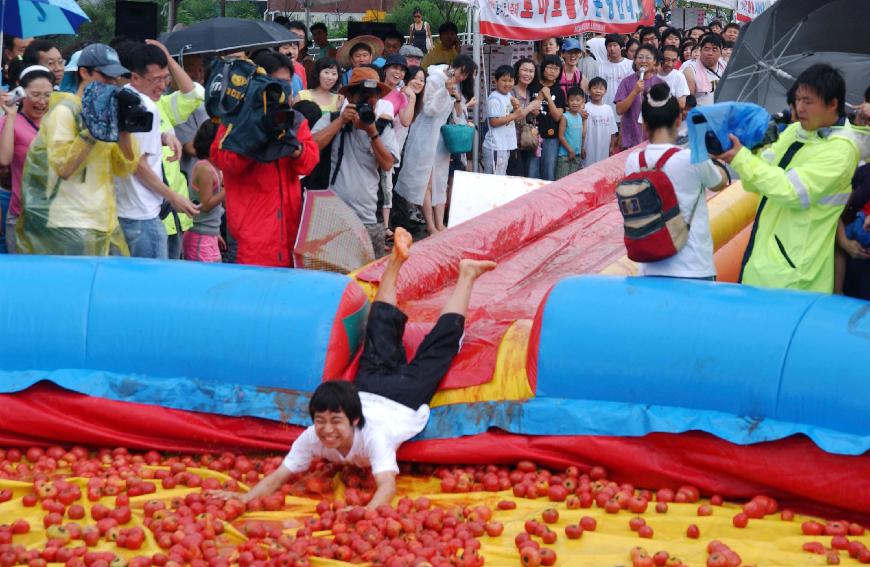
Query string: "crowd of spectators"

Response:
xmin=0 ymin=12 xmax=867 ymax=301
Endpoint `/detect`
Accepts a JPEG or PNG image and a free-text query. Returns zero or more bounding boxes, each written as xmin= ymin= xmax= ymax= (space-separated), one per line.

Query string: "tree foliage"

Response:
xmin=71 ymin=0 xmax=263 ymax=45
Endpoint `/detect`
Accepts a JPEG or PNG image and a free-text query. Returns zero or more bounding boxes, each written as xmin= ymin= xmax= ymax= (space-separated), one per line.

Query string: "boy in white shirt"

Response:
xmin=583 ymin=77 xmax=619 ymax=167
xmin=624 ymin=84 xmax=730 ymax=279
xmin=213 ymin=228 xmax=496 ymax=509
xmin=483 ymin=65 xmax=523 ymax=175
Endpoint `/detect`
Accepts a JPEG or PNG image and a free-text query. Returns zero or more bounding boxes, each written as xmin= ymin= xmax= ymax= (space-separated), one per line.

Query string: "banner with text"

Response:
xmin=479 ymin=0 xmax=655 ymax=40
xmin=736 ymin=0 xmax=776 ymax=22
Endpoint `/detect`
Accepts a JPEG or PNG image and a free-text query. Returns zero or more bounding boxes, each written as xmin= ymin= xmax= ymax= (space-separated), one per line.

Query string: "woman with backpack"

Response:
xmin=621 ymin=83 xmax=729 ymax=279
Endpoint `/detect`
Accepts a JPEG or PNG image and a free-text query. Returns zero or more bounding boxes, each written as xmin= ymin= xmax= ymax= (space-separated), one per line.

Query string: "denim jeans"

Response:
xmin=119 ymin=217 xmax=168 ymax=259
xmin=528 ymin=138 xmax=559 ymax=181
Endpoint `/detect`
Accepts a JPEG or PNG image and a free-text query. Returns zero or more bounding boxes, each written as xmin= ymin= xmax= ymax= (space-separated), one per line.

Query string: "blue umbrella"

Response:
xmin=1 ymin=0 xmax=90 ymax=40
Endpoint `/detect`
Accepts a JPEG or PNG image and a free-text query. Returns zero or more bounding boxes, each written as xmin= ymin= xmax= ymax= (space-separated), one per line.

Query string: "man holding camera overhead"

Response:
xmin=311 ymin=67 xmax=398 ymax=258
xmin=114 ymin=43 xmax=199 ymax=259
xmin=16 ymin=44 xmax=140 ymax=256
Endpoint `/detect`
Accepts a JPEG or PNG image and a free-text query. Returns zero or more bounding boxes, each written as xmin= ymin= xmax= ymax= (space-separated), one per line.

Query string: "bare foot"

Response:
xmin=391 ymin=227 xmax=412 ymax=261
xmin=458 ymin=259 xmax=497 ymax=280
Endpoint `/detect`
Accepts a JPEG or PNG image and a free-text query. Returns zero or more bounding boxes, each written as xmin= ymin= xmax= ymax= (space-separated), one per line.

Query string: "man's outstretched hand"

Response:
xmin=711 ymin=133 xmax=743 ymax=164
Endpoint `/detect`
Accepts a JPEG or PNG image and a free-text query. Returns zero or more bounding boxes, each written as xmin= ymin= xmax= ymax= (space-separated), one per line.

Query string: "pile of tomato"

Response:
xmin=0 ymin=447 xmax=867 ymax=566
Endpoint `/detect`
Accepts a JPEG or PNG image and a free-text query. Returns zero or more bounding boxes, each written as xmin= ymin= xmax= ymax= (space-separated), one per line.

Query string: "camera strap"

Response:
xmin=331 ymin=129 xmax=348 ymax=187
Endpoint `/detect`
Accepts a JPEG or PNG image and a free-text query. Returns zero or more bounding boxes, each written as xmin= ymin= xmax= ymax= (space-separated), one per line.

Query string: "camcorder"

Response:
xmin=693 ymin=112 xmax=782 ymax=154
xmin=116 ymin=88 xmax=153 ymax=133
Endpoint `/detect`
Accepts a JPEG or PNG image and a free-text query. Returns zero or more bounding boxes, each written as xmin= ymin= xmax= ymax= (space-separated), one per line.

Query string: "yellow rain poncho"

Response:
xmin=16 ymin=94 xmax=140 ymax=255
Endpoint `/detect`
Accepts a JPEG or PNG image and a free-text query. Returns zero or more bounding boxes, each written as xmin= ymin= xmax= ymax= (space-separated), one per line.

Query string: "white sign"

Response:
xmin=479 ymin=0 xmax=656 ymax=41
xmin=670 ymin=7 xmax=707 ymax=29
xmin=449 ymin=171 xmax=549 ymax=227
xmin=736 ymin=0 xmax=776 ymax=22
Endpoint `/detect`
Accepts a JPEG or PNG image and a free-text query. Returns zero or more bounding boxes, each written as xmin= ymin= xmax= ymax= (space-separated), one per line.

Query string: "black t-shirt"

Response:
xmin=528 ymin=82 xmax=566 ymax=139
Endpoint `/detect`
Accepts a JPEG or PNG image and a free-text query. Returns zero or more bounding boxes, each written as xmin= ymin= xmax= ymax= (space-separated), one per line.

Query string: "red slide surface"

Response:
xmin=355 ymin=154 xmax=631 ymax=389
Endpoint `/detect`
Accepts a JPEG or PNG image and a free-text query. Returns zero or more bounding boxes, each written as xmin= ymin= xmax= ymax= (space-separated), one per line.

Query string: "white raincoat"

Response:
xmin=394 ymin=64 xmax=466 ymax=206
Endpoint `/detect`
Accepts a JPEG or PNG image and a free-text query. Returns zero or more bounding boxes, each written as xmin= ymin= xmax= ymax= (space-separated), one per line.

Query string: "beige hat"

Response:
xmin=337 ymin=35 xmax=384 ymax=68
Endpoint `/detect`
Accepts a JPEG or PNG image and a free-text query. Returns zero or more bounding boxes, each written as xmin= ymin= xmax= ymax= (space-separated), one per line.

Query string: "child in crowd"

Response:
xmin=583 ymin=77 xmax=619 ymax=166
xmin=624 ymin=84 xmax=729 ymax=279
xmin=675 ymin=94 xmax=697 ymax=146
xmin=556 ymin=87 xmax=587 ymax=179
xmin=183 ymin=121 xmax=224 ymax=263
xmin=483 ymin=65 xmax=521 ymax=175
xmin=210 ymin=228 xmax=497 ymax=509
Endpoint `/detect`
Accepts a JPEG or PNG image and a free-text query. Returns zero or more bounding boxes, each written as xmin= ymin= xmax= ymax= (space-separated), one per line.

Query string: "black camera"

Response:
xmin=115 ymin=89 xmax=153 ymax=133
xmin=356 ymin=102 xmax=376 ymax=125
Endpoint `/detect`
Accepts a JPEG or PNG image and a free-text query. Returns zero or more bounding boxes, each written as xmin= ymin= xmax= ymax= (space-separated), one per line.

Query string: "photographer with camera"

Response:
xmin=311 ymin=67 xmax=398 ymax=258
xmin=209 ymin=58 xmax=319 ymax=268
xmin=114 ymin=43 xmax=199 ymax=259
xmin=15 ymin=44 xmax=139 ymax=256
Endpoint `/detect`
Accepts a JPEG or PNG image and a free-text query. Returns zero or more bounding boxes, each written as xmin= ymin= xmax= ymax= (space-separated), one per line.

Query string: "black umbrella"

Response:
xmin=716 ymin=0 xmax=870 ymax=114
xmin=159 ymin=17 xmax=298 ymax=57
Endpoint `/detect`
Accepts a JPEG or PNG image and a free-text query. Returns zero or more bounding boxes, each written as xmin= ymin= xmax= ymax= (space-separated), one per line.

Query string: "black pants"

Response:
xmin=354 ymin=302 xmax=465 ymax=410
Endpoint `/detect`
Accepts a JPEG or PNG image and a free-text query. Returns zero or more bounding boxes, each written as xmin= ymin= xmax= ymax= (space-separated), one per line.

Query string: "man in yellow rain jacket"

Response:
xmin=714 ymin=64 xmax=868 ymax=293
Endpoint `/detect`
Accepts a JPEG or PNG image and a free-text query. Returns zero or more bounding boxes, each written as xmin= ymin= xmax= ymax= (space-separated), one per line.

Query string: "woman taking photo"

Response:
xmin=528 ymin=55 xmax=565 ymax=181
xmin=381 ymin=65 xmax=425 ymax=237
xmin=0 ymin=65 xmax=54 ymax=253
xmin=295 ymin=57 xmax=342 ymax=114
xmin=614 ymin=44 xmax=664 ymax=151
xmin=395 ymin=55 xmax=476 ymax=235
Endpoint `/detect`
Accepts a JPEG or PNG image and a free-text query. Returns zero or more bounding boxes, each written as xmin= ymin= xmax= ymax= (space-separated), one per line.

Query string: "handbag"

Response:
xmin=440 ymin=123 xmax=475 ymax=154
xmin=519 ymin=122 xmax=539 ymax=151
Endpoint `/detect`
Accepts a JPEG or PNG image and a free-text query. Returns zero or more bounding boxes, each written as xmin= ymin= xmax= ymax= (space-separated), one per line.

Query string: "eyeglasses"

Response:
xmin=25 ymin=92 xmax=52 ymax=101
xmin=44 ymin=58 xmax=66 ymax=68
xmin=138 ymin=72 xmax=171 ymax=86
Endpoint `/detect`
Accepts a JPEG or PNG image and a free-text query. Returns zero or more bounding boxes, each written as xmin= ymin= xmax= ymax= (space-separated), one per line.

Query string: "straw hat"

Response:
xmin=337 ymin=35 xmax=384 ymax=68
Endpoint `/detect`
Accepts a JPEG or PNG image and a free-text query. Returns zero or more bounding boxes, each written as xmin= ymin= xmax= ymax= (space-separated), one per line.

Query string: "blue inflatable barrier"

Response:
xmin=0 ymin=256 xmax=368 ymax=410
xmin=528 ymin=276 xmax=870 ymax=455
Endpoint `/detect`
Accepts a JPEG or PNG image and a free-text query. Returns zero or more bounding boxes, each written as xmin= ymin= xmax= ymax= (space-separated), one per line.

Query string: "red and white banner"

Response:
xmin=479 ymin=0 xmax=655 ymax=40
xmin=735 ymin=0 xmax=776 ymax=22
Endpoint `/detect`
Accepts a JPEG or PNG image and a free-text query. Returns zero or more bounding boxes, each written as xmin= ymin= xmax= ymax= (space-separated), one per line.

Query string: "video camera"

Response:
xmin=116 ymin=88 xmax=153 ymax=134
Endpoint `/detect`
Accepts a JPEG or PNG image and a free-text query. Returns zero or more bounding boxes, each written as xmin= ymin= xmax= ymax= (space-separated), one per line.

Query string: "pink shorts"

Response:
xmin=183 ymin=231 xmax=221 ymax=262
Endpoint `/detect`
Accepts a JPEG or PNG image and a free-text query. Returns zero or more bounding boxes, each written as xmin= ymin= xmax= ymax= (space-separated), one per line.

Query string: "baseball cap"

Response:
xmin=561 ymin=38 xmax=582 ymax=52
xmin=76 ymin=44 xmax=129 ymax=78
xmin=399 ymin=44 xmax=424 ymax=59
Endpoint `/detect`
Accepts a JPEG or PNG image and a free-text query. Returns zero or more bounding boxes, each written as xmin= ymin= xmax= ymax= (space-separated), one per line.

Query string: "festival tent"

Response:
xmin=716 ymin=0 xmax=870 ymax=113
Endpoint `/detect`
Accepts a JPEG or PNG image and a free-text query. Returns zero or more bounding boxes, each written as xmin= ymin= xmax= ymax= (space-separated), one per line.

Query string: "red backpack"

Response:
xmin=616 ymin=147 xmax=700 ymax=263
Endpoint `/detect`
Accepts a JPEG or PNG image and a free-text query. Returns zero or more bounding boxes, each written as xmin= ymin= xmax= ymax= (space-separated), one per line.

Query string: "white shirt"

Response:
xmin=114 ymin=87 xmax=165 ymax=220
xmin=624 ymin=144 xmax=723 ymax=278
xmin=658 ymin=69 xmax=690 ymax=100
xmin=281 ymin=392 xmax=429 ymax=475
xmin=483 ymin=90 xmax=518 ymax=151
xmin=583 ymin=102 xmax=618 ymax=167
xmin=597 ymin=58 xmax=634 ymax=119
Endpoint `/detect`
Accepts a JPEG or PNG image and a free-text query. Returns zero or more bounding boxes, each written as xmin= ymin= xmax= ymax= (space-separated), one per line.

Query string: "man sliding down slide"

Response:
xmin=211 ymin=228 xmax=496 ymax=509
